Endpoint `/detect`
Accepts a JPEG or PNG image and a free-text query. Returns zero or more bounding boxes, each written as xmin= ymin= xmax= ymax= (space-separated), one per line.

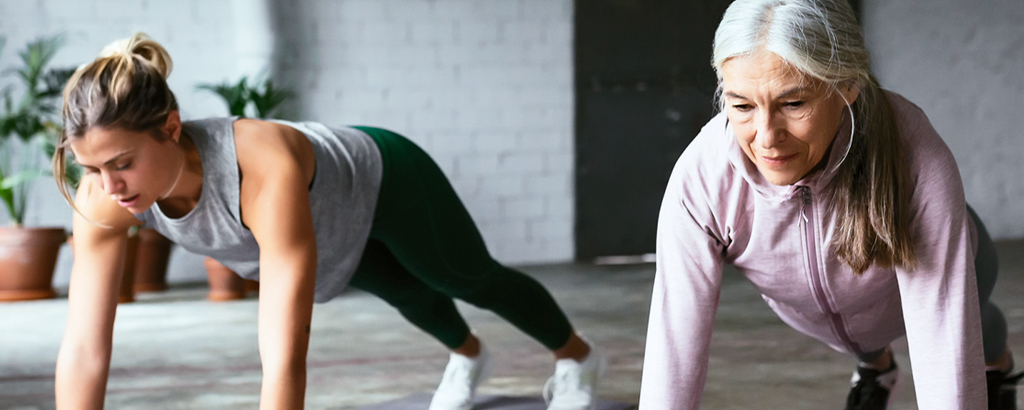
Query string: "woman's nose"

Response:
xmin=754 ymin=111 xmax=784 ymax=149
xmin=100 ymin=172 xmax=123 ymax=196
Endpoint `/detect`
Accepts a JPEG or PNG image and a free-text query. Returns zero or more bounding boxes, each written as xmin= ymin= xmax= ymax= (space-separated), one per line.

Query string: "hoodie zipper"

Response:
xmin=799 ymin=186 xmax=863 ymax=355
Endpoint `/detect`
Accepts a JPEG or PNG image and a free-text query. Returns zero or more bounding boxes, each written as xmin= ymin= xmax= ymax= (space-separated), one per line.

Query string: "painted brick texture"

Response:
xmin=272 ymin=0 xmax=575 ymax=264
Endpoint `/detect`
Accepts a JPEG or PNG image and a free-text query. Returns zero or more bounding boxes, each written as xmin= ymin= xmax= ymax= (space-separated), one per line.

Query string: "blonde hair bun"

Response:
xmin=99 ymin=32 xmax=173 ymax=79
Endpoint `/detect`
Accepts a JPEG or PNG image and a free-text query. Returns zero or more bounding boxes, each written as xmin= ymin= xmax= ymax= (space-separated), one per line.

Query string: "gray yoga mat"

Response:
xmin=357 ymin=392 xmax=634 ymax=410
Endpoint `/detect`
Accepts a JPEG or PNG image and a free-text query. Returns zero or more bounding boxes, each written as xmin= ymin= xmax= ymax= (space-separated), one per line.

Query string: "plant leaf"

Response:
xmin=197 ymin=77 xmax=251 ymax=117
xmin=251 ymin=79 xmax=295 ymax=119
xmin=18 ymin=36 xmax=63 ymax=96
xmin=0 ymin=169 xmax=48 ymax=190
xmin=0 ymin=185 xmax=13 ymax=223
xmin=42 ymin=67 xmax=76 ymax=98
xmin=0 ymin=35 xmax=66 ymax=225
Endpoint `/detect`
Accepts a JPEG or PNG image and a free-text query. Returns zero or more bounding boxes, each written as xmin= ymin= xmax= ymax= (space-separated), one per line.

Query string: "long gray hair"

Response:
xmin=712 ymin=0 xmax=916 ymax=274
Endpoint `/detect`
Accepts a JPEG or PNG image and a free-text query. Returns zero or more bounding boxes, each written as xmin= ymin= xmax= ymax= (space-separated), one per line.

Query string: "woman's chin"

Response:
xmin=758 ymin=169 xmax=802 ymax=186
xmin=125 ymin=199 xmax=154 ymax=214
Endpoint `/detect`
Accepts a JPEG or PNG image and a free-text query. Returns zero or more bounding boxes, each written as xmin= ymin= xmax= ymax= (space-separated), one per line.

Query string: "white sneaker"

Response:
xmin=543 ymin=349 xmax=606 ymax=410
xmin=428 ymin=344 xmax=493 ymax=410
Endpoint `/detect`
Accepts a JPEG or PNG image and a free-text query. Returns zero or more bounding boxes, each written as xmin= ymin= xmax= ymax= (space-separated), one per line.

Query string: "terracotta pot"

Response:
xmin=0 ymin=227 xmax=66 ymax=302
xmin=118 ymin=235 xmax=140 ymax=303
xmin=244 ymin=278 xmax=259 ymax=294
xmin=204 ymin=257 xmax=249 ymax=301
xmin=132 ymin=228 xmax=172 ymax=293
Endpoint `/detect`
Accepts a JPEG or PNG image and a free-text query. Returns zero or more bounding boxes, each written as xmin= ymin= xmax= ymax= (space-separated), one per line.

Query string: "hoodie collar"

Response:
xmin=725 ymin=108 xmax=854 ymax=201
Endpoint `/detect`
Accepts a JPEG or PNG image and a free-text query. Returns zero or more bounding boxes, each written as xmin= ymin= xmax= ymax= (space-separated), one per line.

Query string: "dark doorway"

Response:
xmin=574 ymin=0 xmax=733 ymax=261
xmin=573 ymin=0 xmax=863 ymax=261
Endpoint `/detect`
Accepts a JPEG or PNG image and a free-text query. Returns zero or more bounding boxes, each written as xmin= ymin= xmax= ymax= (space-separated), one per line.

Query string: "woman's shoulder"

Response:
xmin=231 ymin=118 xmax=317 ymax=188
xmin=73 ymin=178 xmax=144 ymax=232
xmin=883 ymin=90 xmax=964 ymax=200
xmin=883 ymin=90 xmax=955 ymax=156
xmin=676 ymin=112 xmax=733 ymax=171
xmin=665 ymin=112 xmax=748 ymax=207
xmin=231 ymin=118 xmax=310 ymax=150
xmin=885 ymin=90 xmax=929 ymax=126
xmin=884 ymin=90 xmax=946 ymax=148
xmin=182 ymin=116 xmax=237 ymax=130
xmin=671 ymin=112 xmax=743 ymax=189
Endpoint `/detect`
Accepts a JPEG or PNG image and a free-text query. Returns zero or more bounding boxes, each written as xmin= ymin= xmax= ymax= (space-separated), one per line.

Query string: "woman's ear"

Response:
xmin=163 ymin=110 xmax=182 ymax=143
xmin=840 ymin=81 xmax=861 ymax=105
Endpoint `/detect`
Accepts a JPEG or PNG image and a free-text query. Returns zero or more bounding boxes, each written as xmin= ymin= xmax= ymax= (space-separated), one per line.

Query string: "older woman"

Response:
xmin=640 ymin=1 xmax=1018 ymax=409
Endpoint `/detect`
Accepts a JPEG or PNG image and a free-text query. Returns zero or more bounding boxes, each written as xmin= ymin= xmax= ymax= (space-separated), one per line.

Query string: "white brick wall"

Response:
xmin=0 ymin=0 xmax=576 ymax=288
xmin=274 ymin=0 xmax=575 ymax=264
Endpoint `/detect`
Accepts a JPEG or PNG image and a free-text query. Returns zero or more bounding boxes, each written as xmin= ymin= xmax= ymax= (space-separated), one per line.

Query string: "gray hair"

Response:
xmin=712 ymin=0 xmax=869 ymax=106
xmin=710 ymin=0 xmax=918 ymax=274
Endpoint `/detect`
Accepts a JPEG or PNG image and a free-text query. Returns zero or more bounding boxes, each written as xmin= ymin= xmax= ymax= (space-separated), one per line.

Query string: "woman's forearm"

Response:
xmin=257 ymin=275 xmax=314 ymax=410
xmin=255 ymin=258 xmax=315 ymax=410
xmin=55 ymin=341 xmax=111 ymax=409
xmin=259 ymin=361 xmax=308 ymax=409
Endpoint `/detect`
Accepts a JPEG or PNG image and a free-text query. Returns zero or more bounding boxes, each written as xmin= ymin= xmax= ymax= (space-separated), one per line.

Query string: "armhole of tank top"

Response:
xmin=227 ymin=118 xmax=253 ymax=232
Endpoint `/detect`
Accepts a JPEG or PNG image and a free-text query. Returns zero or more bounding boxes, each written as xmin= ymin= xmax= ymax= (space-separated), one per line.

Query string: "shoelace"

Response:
xmin=543 ymin=367 xmax=585 ymax=406
xmin=543 ymin=371 xmax=569 ymax=405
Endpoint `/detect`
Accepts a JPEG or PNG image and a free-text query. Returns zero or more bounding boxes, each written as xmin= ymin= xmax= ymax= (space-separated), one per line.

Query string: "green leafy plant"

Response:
xmin=198 ymin=75 xmax=295 ymax=119
xmin=197 ymin=77 xmax=250 ymax=117
xmin=0 ymin=35 xmax=76 ymax=226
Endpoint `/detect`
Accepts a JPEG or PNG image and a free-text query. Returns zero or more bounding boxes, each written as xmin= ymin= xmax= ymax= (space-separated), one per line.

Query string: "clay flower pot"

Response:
xmin=0 ymin=227 xmax=66 ymax=301
xmin=204 ymin=257 xmax=257 ymax=301
xmin=117 ymin=234 xmax=140 ymax=303
xmin=131 ymin=228 xmax=173 ymax=293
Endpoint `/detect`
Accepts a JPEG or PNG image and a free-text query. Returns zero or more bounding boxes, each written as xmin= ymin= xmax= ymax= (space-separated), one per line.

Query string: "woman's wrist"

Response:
xmin=259 ymin=364 xmax=307 ymax=410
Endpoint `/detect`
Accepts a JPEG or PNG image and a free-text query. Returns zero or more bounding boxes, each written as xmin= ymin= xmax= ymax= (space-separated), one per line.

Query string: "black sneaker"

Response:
xmin=845 ymin=361 xmax=899 ymax=410
xmin=987 ymin=368 xmax=1023 ymax=410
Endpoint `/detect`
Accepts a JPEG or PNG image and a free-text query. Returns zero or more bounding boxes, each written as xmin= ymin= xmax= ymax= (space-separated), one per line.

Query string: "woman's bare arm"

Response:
xmin=55 ymin=179 xmax=142 ymax=409
xmin=235 ymin=119 xmax=318 ymax=410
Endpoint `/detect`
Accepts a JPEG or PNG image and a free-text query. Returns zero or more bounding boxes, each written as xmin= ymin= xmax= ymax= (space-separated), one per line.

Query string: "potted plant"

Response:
xmin=195 ymin=75 xmax=291 ymax=300
xmin=0 ymin=36 xmax=77 ymax=302
xmin=197 ymin=74 xmax=295 ymax=119
xmin=130 ymin=227 xmax=173 ymax=293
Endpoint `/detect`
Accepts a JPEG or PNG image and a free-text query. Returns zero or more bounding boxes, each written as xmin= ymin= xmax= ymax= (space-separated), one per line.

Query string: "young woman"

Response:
xmin=640 ymin=1 xmax=1018 ymax=409
xmin=53 ymin=33 xmax=603 ymax=410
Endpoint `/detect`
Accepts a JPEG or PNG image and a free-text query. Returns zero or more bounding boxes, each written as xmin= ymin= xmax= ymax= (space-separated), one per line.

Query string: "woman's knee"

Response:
xmin=379 ymin=286 xmax=452 ymax=312
xmin=445 ymin=267 xmax=547 ymax=308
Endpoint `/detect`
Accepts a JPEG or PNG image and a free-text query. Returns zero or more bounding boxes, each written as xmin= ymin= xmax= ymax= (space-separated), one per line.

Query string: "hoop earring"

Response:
xmin=828 ymin=93 xmax=856 ymax=174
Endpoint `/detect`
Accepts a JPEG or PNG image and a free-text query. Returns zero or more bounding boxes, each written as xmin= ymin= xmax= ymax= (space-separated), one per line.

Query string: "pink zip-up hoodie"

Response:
xmin=640 ymin=91 xmax=986 ymax=409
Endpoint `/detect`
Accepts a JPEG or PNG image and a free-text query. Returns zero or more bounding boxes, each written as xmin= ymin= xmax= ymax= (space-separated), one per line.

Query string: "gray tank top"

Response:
xmin=134 ymin=117 xmax=383 ymax=303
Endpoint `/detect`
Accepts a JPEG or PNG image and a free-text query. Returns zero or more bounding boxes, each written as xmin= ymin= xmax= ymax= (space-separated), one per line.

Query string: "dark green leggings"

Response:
xmin=347 ymin=126 xmax=573 ymax=350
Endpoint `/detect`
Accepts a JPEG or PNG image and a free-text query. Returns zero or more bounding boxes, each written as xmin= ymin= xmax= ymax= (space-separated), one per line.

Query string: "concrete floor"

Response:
xmin=2 ymin=240 xmax=1022 ymax=409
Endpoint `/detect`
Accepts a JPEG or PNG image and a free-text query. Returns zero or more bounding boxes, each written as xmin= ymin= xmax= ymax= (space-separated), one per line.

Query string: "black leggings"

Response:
xmin=346 ymin=126 xmax=573 ymax=350
xmin=857 ymin=205 xmax=1007 ymax=364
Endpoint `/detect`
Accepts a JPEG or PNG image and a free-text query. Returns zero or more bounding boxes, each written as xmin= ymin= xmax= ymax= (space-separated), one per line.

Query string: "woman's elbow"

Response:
xmin=56 ymin=337 xmax=112 ymax=379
